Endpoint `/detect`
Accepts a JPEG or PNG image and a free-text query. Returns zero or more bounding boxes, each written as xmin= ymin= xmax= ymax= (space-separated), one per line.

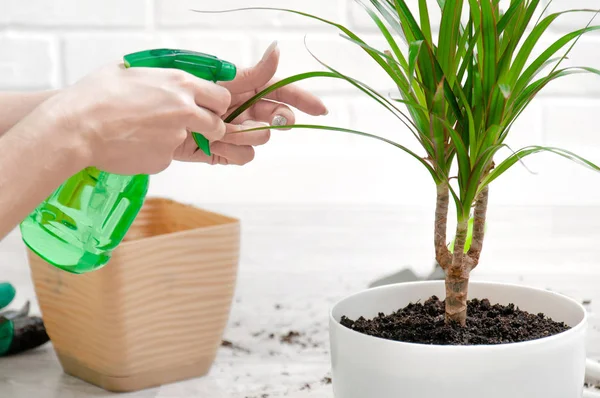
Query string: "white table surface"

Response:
xmin=0 ymin=204 xmax=599 ymax=397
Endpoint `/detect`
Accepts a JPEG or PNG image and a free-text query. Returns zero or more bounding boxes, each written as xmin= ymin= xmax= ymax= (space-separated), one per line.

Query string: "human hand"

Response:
xmin=40 ymin=63 xmax=231 ymax=175
xmin=173 ymin=41 xmax=328 ymax=165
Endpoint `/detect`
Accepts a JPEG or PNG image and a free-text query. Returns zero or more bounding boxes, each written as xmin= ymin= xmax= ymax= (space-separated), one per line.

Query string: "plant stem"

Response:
xmin=467 ymin=185 xmax=489 ymax=269
xmin=435 ymin=182 xmax=452 ymax=270
xmin=445 ymin=218 xmax=470 ymax=326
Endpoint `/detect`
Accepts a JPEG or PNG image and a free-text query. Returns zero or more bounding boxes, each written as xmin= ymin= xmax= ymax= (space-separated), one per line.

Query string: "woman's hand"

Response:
xmin=42 ymin=63 xmax=231 ymax=175
xmin=174 ymin=41 xmax=328 ymax=165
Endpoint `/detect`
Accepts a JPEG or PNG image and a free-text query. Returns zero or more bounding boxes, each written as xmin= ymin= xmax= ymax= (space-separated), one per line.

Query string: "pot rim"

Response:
xmin=329 ymin=280 xmax=587 ymax=350
xmin=120 ymin=221 xmax=240 ymax=247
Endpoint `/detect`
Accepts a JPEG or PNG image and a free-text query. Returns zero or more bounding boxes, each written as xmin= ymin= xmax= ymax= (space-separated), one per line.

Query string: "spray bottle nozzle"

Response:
xmin=123 ymin=49 xmax=238 ymax=155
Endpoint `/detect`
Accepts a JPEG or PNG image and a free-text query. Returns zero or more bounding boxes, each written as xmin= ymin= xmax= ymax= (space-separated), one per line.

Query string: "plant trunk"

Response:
xmin=468 ymin=186 xmax=489 ymax=268
xmin=434 ymin=182 xmax=451 ymax=270
xmin=445 ymin=219 xmax=470 ymax=326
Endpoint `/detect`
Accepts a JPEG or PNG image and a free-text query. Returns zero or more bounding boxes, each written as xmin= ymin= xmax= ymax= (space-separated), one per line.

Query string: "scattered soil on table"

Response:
xmin=300 ymin=383 xmax=311 ymax=391
xmin=280 ymin=331 xmax=302 ymax=345
xmin=221 ymin=340 xmax=251 ymax=354
xmin=278 ymin=330 xmax=322 ymax=349
xmin=340 ymin=295 xmax=570 ymax=345
xmin=321 ymin=375 xmax=332 ymax=385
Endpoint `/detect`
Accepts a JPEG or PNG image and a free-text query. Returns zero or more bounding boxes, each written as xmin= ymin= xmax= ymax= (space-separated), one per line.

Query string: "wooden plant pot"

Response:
xmin=26 ymin=197 xmax=240 ymax=392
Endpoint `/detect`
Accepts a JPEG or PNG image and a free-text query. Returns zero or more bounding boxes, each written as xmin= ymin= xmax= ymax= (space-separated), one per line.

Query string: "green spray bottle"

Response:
xmin=20 ymin=49 xmax=236 ymax=274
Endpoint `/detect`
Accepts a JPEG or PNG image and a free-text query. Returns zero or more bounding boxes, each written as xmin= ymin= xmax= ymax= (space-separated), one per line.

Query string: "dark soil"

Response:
xmin=340 ymin=295 xmax=570 ymax=345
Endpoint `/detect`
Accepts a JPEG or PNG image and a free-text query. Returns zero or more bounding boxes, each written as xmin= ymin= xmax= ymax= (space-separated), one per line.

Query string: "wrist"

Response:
xmin=24 ymin=97 xmax=92 ymax=174
xmin=40 ymin=96 xmax=93 ymax=172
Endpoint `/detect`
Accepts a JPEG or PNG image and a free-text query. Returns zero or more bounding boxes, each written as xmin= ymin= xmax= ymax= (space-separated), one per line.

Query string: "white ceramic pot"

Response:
xmin=330 ymin=281 xmax=587 ymax=398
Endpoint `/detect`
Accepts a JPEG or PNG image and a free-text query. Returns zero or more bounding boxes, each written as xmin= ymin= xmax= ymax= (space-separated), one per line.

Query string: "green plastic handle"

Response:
xmin=0 ymin=319 xmax=13 ymax=356
xmin=0 ymin=283 xmax=15 ymax=310
xmin=123 ymin=49 xmax=237 ymax=156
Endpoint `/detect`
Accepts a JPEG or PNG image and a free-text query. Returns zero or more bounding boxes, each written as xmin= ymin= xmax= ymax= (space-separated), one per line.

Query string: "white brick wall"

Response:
xmin=0 ymin=0 xmax=147 ymax=28
xmin=0 ymin=33 xmax=57 ymax=89
xmin=1 ymin=0 xmax=600 ymax=206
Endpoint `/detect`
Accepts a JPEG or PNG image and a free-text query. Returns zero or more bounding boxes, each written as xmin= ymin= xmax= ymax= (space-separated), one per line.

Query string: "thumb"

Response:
xmin=221 ymin=41 xmax=279 ymax=94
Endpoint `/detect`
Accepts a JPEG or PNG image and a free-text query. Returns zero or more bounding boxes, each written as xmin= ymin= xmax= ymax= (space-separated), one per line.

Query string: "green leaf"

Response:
xmin=499 ymin=84 xmax=511 ymax=99
xmin=238 ymin=123 xmax=440 ymax=182
xmin=466 ymin=0 xmax=481 ymax=27
xmin=393 ymin=0 xmax=464 ymax=123
xmin=419 ymin=0 xmax=433 ymax=45
xmin=480 ymin=0 xmax=498 ymax=106
xmin=431 ymin=80 xmax=447 ymax=167
xmin=392 ymin=0 xmax=422 ymax=43
xmin=508 ymin=9 xmax=600 ymax=90
xmin=393 ymin=0 xmax=436 ymax=95
xmin=371 ymin=0 xmax=409 ymax=44
xmin=436 ymin=0 xmax=463 ymax=83
xmin=356 ymin=0 xmax=409 ymax=71
xmin=437 ymin=0 xmax=464 ymax=84
xmin=534 ymin=0 xmax=553 ymax=26
xmin=505 ymin=0 xmax=541 ymax=54
xmin=459 ymin=143 xmax=503 ymax=214
xmin=338 ymin=34 xmax=429 ymax=106
xmin=497 ymin=0 xmax=525 ymax=33
xmin=454 ymin=16 xmax=474 ymax=75
xmin=191 ymin=7 xmax=405 ymax=93
xmin=456 ymin=24 xmax=480 ymax=85
xmin=509 ymin=66 xmax=600 ymax=123
xmin=497 ymin=1 xmax=527 ymax=79
xmin=445 ymin=118 xmax=471 ymax=191
xmin=225 ymin=71 xmax=340 ymax=123
xmin=408 ymin=40 xmax=424 ymax=89
xmin=384 ymin=50 xmax=428 ymax=112
xmin=300 ymin=39 xmax=437 ymax=156
xmin=481 ymin=146 xmax=600 ymax=191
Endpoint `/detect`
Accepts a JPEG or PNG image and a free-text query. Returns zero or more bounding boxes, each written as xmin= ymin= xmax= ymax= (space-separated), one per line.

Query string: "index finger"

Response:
xmin=262 ymin=79 xmax=328 ymax=116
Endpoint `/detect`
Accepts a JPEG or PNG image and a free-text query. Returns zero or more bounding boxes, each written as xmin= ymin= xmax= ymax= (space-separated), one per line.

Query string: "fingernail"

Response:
xmin=272 ymin=115 xmax=288 ymax=126
xmin=323 ymin=108 xmax=329 ymax=116
xmin=242 ymin=120 xmax=268 ymax=127
xmin=261 ymin=41 xmax=278 ymax=62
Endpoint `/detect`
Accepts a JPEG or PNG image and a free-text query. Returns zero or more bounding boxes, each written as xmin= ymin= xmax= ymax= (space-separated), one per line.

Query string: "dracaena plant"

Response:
xmin=197 ymin=0 xmax=600 ymax=325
